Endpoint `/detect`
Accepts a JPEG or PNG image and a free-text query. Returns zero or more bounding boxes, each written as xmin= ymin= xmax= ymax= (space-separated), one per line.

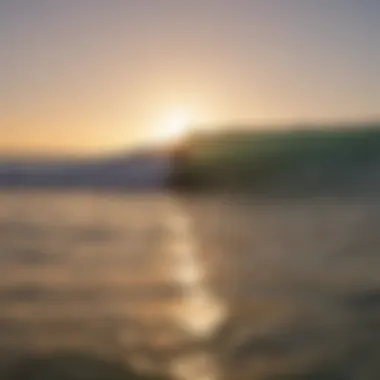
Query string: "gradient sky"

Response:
xmin=1 ymin=0 xmax=380 ymax=155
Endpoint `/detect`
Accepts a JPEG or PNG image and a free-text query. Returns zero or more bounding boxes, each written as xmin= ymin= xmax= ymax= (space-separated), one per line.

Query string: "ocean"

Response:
xmin=0 ymin=190 xmax=379 ymax=379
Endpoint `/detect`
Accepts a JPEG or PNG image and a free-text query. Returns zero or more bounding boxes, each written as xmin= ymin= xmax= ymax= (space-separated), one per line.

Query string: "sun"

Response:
xmin=155 ymin=109 xmax=193 ymax=144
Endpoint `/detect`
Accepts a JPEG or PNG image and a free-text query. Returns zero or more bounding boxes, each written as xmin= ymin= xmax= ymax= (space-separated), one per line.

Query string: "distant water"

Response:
xmin=0 ymin=190 xmax=379 ymax=379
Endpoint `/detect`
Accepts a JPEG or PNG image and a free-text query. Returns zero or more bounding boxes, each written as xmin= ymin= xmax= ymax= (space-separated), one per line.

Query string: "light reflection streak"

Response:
xmin=164 ymin=197 xmax=227 ymax=380
xmin=170 ymin=352 xmax=220 ymax=380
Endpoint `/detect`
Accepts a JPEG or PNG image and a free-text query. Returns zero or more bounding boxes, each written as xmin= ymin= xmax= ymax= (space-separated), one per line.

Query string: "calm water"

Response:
xmin=0 ymin=191 xmax=379 ymax=379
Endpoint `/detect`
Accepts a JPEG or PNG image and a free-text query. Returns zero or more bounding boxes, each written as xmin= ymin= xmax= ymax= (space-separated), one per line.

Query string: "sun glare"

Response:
xmin=155 ymin=109 xmax=193 ymax=144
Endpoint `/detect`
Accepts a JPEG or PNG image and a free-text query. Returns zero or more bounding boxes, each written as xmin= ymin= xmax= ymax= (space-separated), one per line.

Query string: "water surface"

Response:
xmin=0 ymin=191 xmax=379 ymax=379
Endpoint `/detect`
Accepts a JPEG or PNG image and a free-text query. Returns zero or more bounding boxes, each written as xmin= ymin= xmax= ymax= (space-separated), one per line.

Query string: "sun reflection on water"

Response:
xmin=163 ymin=197 xmax=226 ymax=380
xmin=170 ymin=352 xmax=220 ymax=380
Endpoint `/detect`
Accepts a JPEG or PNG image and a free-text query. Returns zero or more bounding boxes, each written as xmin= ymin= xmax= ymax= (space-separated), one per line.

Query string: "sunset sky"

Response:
xmin=1 ymin=0 xmax=380 ymax=155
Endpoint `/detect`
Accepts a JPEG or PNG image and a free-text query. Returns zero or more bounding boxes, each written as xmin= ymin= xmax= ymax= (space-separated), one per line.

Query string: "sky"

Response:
xmin=1 ymin=0 xmax=380 ymax=155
